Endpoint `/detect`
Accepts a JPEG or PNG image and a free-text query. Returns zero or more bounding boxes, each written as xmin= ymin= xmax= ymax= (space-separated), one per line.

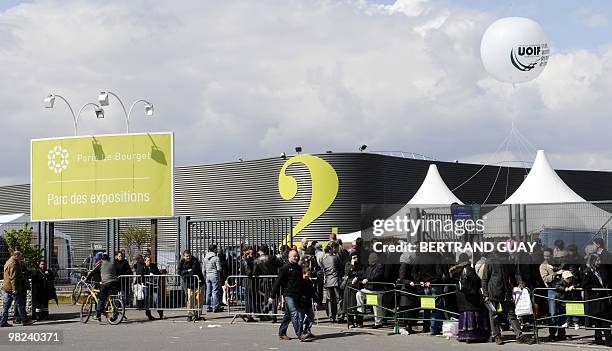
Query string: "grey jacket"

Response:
xmin=320 ymin=254 xmax=342 ymax=288
xmin=100 ymin=260 xmax=118 ymax=285
xmin=203 ymin=252 xmax=222 ymax=279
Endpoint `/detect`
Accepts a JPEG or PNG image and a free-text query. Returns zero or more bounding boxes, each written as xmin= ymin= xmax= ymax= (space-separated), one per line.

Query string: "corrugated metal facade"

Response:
xmin=2 ymin=153 xmax=612 ymax=245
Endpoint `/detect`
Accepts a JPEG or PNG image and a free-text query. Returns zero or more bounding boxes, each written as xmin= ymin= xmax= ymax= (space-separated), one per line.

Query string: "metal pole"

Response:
xmin=51 ymin=95 xmax=78 ymax=136
xmin=521 ymin=205 xmax=530 ymax=240
xmin=74 ymin=102 xmax=102 ymax=136
xmin=47 ymin=222 xmax=55 ymax=266
xmin=151 ymin=218 xmax=158 ymax=263
xmin=126 ymin=99 xmax=152 ymax=134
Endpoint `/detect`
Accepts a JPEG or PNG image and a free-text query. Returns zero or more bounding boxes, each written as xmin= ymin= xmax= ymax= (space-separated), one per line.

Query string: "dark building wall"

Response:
xmin=2 ymin=153 xmax=612 ymax=243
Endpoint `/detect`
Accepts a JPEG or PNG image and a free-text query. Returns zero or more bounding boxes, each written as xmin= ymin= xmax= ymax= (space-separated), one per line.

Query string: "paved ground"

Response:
xmin=1 ymin=306 xmax=610 ymax=351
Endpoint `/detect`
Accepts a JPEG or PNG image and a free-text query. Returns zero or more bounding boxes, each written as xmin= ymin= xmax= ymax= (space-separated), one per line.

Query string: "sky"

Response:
xmin=0 ymin=0 xmax=611 ymax=186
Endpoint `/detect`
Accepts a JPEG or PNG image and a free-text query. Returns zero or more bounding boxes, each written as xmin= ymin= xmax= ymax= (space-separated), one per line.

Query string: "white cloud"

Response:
xmin=536 ymin=50 xmax=604 ymax=111
xmin=0 ymin=0 xmax=611 ymax=186
xmin=582 ymin=14 xmax=608 ymax=28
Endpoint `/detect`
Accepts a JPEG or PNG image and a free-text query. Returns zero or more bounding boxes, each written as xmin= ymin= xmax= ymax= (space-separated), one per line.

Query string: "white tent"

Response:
xmin=338 ymin=164 xmax=462 ymax=242
xmin=0 ymin=213 xmax=29 ymax=224
xmin=503 ymin=150 xmax=585 ymax=204
xmin=337 ymin=230 xmax=362 ymax=244
xmin=408 ymin=164 xmax=463 ymax=205
xmin=483 ymin=150 xmax=610 ymax=236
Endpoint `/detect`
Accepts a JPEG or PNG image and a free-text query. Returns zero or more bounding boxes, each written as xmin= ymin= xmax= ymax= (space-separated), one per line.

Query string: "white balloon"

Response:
xmin=480 ymin=17 xmax=549 ymax=84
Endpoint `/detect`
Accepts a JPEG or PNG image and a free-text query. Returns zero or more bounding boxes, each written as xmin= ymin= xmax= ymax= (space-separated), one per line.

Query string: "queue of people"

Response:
xmin=4 ymin=235 xmax=612 ymax=349
xmin=241 ymin=236 xmax=612 ymax=346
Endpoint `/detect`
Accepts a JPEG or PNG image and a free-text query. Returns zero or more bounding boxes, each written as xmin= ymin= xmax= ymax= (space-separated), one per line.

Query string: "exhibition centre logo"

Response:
xmin=47 ymin=145 xmax=69 ymax=174
xmin=510 ymin=43 xmax=549 ymax=72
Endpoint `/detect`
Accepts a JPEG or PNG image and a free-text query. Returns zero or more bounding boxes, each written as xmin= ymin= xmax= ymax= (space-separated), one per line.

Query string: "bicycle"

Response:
xmin=78 ymin=277 xmax=125 ymax=325
xmin=71 ymin=272 xmax=88 ymax=305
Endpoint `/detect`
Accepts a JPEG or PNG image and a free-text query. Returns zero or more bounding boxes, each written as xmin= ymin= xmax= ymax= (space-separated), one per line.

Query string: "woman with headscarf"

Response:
xmin=31 ymin=259 xmax=56 ymax=320
xmin=450 ymin=253 xmax=489 ymax=343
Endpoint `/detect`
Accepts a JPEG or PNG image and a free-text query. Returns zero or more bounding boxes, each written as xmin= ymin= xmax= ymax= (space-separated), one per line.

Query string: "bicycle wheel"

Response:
xmin=72 ymin=283 xmax=83 ymax=305
xmin=105 ymin=297 xmax=125 ymax=325
xmin=80 ymin=298 xmax=94 ymax=323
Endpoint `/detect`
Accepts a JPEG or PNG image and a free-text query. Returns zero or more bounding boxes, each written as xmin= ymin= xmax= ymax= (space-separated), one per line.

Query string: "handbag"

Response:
xmin=133 ymin=283 xmax=145 ymax=301
xmin=513 ymin=287 xmax=533 ymax=316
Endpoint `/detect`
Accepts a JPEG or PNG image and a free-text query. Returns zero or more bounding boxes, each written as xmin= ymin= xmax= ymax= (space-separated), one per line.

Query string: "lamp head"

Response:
xmin=144 ymin=103 xmax=154 ymax=116
xmin=98 ymin=92 xmax=109 ymax=106
xmin=95 ymin=107 xmax=105 ymax=119
xmin=44 ymin=95 xmax=55 ymax=108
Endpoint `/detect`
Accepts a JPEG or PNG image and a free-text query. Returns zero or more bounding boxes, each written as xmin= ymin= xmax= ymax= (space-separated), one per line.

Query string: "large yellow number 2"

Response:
xmin=278 ymin=154 xmax=339 ymax=245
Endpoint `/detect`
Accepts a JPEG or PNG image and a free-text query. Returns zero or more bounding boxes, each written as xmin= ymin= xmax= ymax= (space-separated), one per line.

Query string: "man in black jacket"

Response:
xmin=482 ymin=251 xmax=531 ymax=345
xmin=115 ymin=251 xmax=133 ymax=276
xmin=114 ymin=251 xmax=133 ymax=310
xmin=355 ymin=253 xmax=385 ymax=328
xmin=241 ymin=247 xmax=258 ymax=322
xmin=268 ymin=250 xmax=305 ymax=341
xmin=177 ymin=250 xmax=204 ymax=321
xmin=397 ymin=251 xmax=417 ymax=333
xmin=255 ymin=245 xmax=281 ymax=322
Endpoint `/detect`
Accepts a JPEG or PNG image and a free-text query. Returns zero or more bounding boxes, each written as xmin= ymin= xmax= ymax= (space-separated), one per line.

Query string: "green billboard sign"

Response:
xmin=31 ymin=133 xmax=174 ymax=221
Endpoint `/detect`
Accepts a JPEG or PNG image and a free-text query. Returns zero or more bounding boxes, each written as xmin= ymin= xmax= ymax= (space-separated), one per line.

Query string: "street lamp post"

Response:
xmin=98 ymin=91 xmax=154 ymax=133
xmin=44 ymin=94 xmax=104 ymax=136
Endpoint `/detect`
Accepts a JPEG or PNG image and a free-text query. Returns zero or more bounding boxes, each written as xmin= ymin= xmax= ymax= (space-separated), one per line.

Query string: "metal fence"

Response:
xmin=188 ymin=218 xmax=292 ymax=277
xmin=531 ymin=287 xmax=612 ymax=344
xmin=223 ymin=274 xmax=320 ymax=325
xmin=344 ymin=282 xmax=460 ymax=333
xmin=224 ymin=275 xmax=282 ymax=323
xmin=118 ymin=274 xmax=203 ymax=318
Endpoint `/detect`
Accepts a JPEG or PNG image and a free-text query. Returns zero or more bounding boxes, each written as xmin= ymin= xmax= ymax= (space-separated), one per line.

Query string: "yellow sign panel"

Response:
xmin=31 ymin=133 xmax=174 ymax=221
xmin=366 ymin=294 xmax=380 ymax=306
xmin=420 ymin=296 xmax=436 ymax=309
xmin=566 ymin=302 xmax=585 ymax=316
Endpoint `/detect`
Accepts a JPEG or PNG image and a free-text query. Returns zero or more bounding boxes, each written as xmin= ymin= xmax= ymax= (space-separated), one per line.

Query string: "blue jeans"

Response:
xmin=548 ymin=289 xmax=566 ymax=336
xmin=424 ymin=287 xmax=442 ymax=334
xmin=1 ymin=291 xmax=28 ymax=324
xmin=206 ymin=277 xmax=220 ymax=310
xmin=279 ymin=295 xmax=302 ymax=337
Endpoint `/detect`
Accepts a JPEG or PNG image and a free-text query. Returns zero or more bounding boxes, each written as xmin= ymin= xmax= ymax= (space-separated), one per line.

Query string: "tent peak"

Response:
xmin=503 ymin=150 xmax=585 ymax=204
xmin=408 ymin=164 xmax=463 ymax=205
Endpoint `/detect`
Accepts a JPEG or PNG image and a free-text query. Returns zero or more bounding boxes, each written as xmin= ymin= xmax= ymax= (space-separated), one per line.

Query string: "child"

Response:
xmin=300 ymin=267 xmax=317 ymax=341
xmin=553 ymin=270 xmax=580 ymax=341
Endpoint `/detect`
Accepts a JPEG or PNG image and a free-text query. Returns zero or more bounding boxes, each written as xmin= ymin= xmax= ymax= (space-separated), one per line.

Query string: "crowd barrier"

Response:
xmin=224 ymin=275 xmax=284 ymax=323
xmin=118 ymin=274 xmax=203 ymax=318
xmin=531 ymin=287 xmax=612 ymax=344
xmin=223 ymin=275 xmax=321 ymax=324
xmin=345 ymin=282 xmax=398 ymax=328
xmin=395 ymin=283 xmax=459 ymax=328
xmin=345 ymin=282 xmax=458 ymax=333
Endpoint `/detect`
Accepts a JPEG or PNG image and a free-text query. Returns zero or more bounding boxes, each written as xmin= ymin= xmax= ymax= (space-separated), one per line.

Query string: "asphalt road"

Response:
xmin=0 ymin=307 xmax=608 ymax=351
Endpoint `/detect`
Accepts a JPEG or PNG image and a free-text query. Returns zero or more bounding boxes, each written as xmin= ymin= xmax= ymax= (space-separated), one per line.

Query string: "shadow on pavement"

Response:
xmin=313 ymin=331 xmax=374 ymax=341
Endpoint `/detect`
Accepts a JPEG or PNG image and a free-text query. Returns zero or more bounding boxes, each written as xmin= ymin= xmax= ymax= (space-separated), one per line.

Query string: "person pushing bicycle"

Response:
xmin=86 ymin=254 xmax=120 ymax=322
